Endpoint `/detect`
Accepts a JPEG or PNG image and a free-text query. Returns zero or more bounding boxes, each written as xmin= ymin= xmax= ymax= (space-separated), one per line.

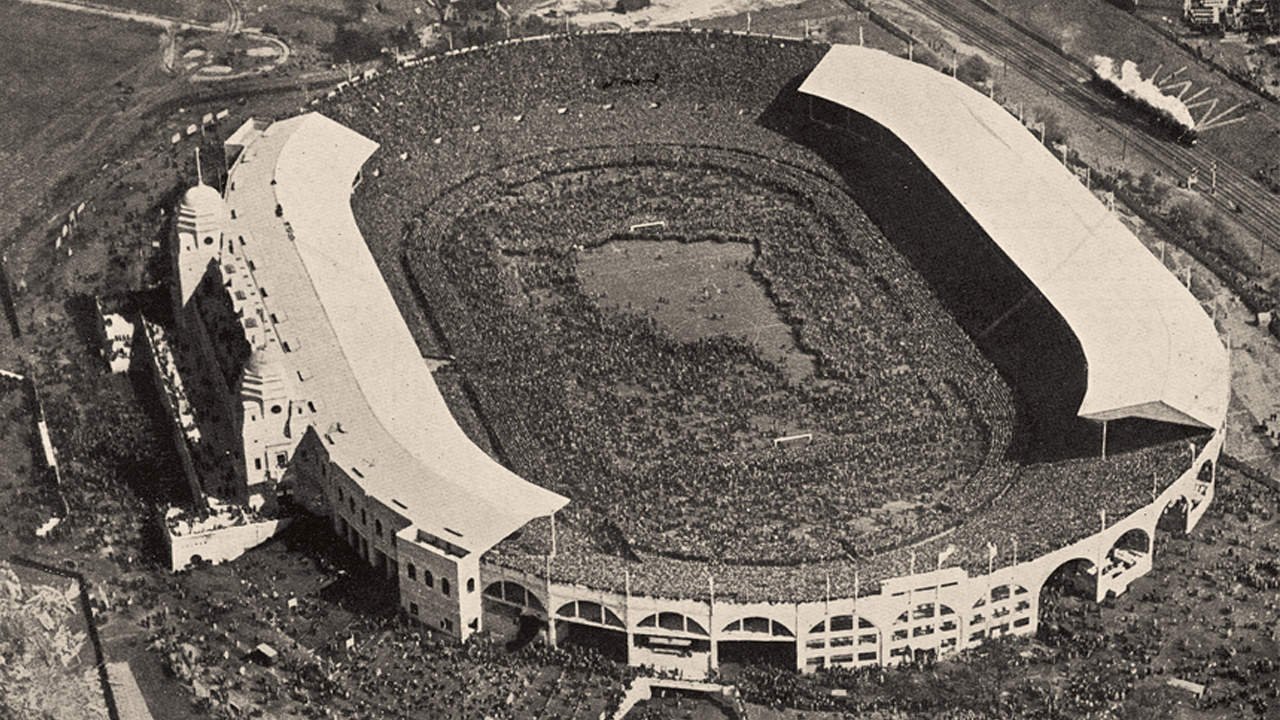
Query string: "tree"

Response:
xmin=957 ymin=55 xmax=992 ymax=86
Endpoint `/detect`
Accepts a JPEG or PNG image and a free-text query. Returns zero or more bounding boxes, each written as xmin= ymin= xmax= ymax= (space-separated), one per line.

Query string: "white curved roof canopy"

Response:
xmin=225 ymin=113 xmax=567 ymax=554
xmin=799 ymin=45 xmax=1228 ymax=429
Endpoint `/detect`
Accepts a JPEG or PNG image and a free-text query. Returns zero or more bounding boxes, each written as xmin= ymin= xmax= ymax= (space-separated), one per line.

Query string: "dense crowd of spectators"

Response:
xmin=316 ymin=31 xmax=1211 ymax=604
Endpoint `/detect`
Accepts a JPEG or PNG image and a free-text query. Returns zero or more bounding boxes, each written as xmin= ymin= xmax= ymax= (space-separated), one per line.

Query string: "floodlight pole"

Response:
xmin=859 ymin=25 xmax=864 ymax=46
xmin=1101 ymin=420 xmax=1108 ymax=461
xmin=747 ymin=12 xmax=752 ymax=33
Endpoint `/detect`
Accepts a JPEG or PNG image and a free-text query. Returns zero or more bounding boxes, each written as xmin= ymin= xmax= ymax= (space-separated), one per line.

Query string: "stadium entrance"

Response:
xmin=554 ymin=600 xmax=628 ymax=663
xmin=1099 ymin=528 xmax=1151 ymax=599
xmin=715 ymin=617 xmax=797 ymax=670
xmin=632 ymin=612 xmax=713 ymax=677
xmin=482 ymin=581 xmax=549 ymax=649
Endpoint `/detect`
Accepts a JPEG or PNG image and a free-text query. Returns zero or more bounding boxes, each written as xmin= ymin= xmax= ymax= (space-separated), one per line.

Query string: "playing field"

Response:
xmin=407 ymin=147 xmax=1011 ymax=565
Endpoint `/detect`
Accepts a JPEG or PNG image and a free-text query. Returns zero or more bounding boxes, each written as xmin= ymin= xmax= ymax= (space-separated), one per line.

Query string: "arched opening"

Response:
xmin=482 ymin=580 xmax=546 ymax=613
xmin=188 ymin=554 xmax=204 ymax=568
xmin=1191 ymin=459 xmax=1215 ymax=510
xmin=1100 ymin=528 xmax=1150 ymax=599
xmin=554 ymin=600 xmax=627 ymax=663
xmin=1197 ymin=459 xmax=1214 ymax=484
xmin=1037 ymin=557 xmax=1099 ymax=648
xmin=1155 ymin=494 xmax=1190 ymax=560
xmin=633 ymin=612 xmax=712 ymax=672
xmin=717 ymin=617 xmax=796 ymax=670
xmin=481 ymin=581 xmax=548 ymax=649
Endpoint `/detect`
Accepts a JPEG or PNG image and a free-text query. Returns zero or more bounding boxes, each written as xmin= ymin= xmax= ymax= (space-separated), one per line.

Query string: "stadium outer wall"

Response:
xmin=468 ymin=429 xmax=1221 ymax=676
xmin=282 ymin=30 xmax=1230 ymax=678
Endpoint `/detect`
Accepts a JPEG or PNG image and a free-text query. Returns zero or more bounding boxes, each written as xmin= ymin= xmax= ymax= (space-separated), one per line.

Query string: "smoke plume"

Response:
xmin=1092 ymin=55 xmax=1196 ymax=129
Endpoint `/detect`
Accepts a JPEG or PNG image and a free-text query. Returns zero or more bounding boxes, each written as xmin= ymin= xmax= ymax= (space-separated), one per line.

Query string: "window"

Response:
xmin=282 ymin=342 xmax=292 ymax=353
xmin=260 ymin=287 xmax=268 ymax=298
xmin=375 ymin=519 xmax=383 ymax=537
xmin=806 ymin=639 xmax=825 ymax=650
xmin=337 ymin=488 xmax=343 ymax=502
xmin=204 ymin=236 xmax=214 ymax=245
xmin=276 ymin=452 xmax=287 ymax=468
xmin=361 ymin=509 xmax=367 ymax=525
xmin=270 ymin=404 xmax=283 ymax=415
xmin=441 ymin=579 xmax=450 ymax=596
xmin=424 ymin=570 xmax=434 ymax=588
xmin=254 ymin=458 xmax=262 ymax=470
xmin=348 ymin=497 xmax=355 ymax=512
xmin=467 ymin=578 xmax=474 ymax=593
xmin=468 ymin=618 xmax=478 ymax=630
xmin=410 ymin=602 xmax=418 ymax=616
xmin=858 ymin=651 xmax=877 ymax=662
xmin=407 ymin=563 xmax=416 ymax=581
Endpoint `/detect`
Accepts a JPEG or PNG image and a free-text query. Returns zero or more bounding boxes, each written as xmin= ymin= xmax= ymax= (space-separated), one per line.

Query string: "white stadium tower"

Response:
xmin=158 ymin=40 xmax=1228 ymax=677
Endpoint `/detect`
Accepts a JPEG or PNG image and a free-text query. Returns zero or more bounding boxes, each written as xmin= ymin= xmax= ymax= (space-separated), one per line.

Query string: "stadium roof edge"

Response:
xmin=225 ymin=112 xmax=567 ymax=554
xmin=799 ymin=45 xmax=1228 ymax=430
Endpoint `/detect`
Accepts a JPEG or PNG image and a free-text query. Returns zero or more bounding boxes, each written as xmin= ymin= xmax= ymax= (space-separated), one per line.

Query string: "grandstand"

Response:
xmin=161 ymin=31 xmax=1228 ymax=677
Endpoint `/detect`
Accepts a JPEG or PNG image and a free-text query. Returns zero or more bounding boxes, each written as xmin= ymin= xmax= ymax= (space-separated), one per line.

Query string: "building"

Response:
xmin=155 ymin=38 xmax=1229 ymax=675
xmin=168 ymin=113 xmax=566 ymax=637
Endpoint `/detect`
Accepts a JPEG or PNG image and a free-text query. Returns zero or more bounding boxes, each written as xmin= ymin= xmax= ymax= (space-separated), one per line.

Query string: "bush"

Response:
xmin=957 ymin=54 xmax=992 ymax=86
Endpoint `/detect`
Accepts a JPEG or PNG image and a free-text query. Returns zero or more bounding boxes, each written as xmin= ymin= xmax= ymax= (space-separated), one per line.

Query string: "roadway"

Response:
xmin=876 ymin=0 xmax=1280 ymax=257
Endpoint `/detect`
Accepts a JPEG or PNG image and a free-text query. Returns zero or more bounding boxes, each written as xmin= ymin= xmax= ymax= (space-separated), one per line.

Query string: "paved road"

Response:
xmin=16 ymin=0 xmax=221 ymax=30
xmin=881 ymin=0 xmax=1280 ymax=258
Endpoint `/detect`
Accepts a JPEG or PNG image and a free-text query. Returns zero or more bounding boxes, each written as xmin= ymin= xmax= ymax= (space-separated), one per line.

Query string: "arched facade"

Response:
xmin=478 ymin=426 xmax=1224 ymax=676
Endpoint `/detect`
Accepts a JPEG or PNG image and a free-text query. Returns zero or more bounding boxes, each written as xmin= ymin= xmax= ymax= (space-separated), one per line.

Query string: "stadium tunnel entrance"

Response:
xmin=631 ymin=612 xmax=713 ymax=676
xmin=553 ymin=600 xmax=629 ymax=663
xmin=1100 ymin=528 xmax=1151 ymax=599
xmin=1036 ymin=557 xmax=1099 ymax=647
xmin=483 ymin=581 xmax=552 ymax=650
xmin=716 ymin=617 xmax=797 ymax=671
xmin=756 ymin=78 xmax=1206 ymax=462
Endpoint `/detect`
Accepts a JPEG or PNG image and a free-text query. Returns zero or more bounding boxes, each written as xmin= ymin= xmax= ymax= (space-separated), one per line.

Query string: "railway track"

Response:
xmin=880 ymin=0 xmax=1280 ymax=256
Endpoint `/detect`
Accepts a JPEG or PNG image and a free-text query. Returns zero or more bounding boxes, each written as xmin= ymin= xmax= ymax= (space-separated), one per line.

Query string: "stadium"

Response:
xmin=169 ymin=30 xmax=1229 ymax=677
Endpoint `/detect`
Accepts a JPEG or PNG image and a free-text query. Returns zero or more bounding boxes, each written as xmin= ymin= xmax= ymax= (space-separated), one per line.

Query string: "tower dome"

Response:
xmin=177 ymin=183 xmax=227 ymax=241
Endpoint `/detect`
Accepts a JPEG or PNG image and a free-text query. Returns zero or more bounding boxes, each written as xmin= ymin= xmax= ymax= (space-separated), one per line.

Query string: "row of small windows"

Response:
xmin=806 ymin=652 xmax=878 ymax=668
xmin=806 ymin=633 xmax=877 ymax=650
xmin=403 ymin=562 xmax=474 ymax=596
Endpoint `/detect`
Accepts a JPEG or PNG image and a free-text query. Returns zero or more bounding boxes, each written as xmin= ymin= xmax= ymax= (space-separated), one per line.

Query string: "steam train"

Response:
xmin=1091 ymin=70 xmax=1199 ymax=147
